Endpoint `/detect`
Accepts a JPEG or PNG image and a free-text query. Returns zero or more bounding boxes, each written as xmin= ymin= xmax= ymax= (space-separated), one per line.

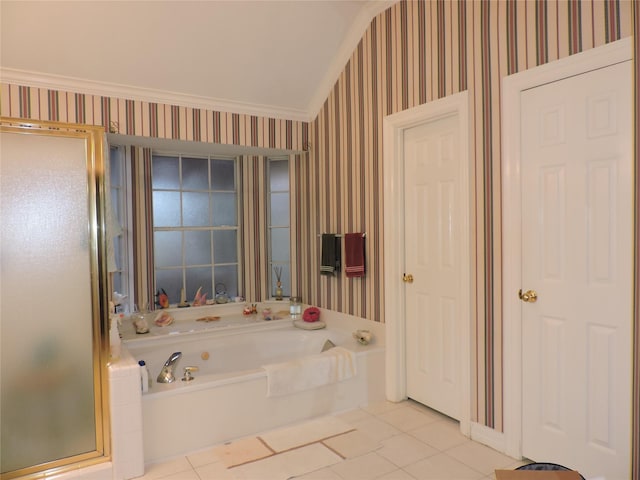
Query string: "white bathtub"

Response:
xmin=121 ymin=304 xmax=385 ymax=463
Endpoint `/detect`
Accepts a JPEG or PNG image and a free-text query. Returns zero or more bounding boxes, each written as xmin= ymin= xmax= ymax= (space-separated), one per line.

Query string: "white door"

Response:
xmin=520 ymin=60 xmax=632 ymax=478
xmin=404 ymin=113 xmax=464 ymax=420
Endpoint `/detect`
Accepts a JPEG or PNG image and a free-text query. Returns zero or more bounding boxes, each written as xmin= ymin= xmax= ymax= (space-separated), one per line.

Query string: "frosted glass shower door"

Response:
xmin=1 ymin=124 xmax=108 ymax=477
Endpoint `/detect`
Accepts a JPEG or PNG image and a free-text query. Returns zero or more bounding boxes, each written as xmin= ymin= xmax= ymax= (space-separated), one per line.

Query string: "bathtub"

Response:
xmin=121 ymin=304 xmax=385 ymax=463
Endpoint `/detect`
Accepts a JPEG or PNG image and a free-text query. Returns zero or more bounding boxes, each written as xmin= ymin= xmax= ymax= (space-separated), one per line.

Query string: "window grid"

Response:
xmin=267 ymin=157 xmax=291 ymax=298
xmin=109 ymin=145 xmax=132 ymax=313
xmin=152 ymin=154 xmax=239 ymax=305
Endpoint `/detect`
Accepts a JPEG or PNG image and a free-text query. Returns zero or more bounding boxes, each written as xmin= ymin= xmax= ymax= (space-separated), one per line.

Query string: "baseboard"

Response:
xmin=470 ymin=422 xmax=512 ymax=457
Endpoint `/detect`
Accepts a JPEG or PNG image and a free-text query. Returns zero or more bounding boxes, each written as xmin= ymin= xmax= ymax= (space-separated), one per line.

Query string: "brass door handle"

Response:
xmin=402 ymin=273 xmax=414 ymax=283
xmin=518 ymin=289 xmax=537 ymax=303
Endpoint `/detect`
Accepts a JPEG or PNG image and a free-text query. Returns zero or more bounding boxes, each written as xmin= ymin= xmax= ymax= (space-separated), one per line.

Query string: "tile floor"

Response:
xmin=137 ymin=400 xmax=527 ymax=480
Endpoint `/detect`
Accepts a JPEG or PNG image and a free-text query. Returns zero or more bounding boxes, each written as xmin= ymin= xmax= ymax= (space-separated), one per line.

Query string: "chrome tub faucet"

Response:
xmin=157 ymin=351 xmax=182 ymax=383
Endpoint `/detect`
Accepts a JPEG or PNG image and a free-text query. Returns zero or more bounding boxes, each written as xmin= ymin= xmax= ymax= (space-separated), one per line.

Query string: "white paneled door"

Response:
xmin=520 ymin=60 xmax=632 ymax=478
xmin=404 ymin=113 xmax=463 ymax=421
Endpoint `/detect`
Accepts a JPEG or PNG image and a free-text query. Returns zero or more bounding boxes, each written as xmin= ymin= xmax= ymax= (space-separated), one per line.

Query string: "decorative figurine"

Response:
xmin=156 ymin=288 xmax=170 ymax=309
xmin=154 ymin=311 xmax=174 ymax=327
xmin=178 ymin=288 xmax=190 ymax=308
xmin=192 ymin=286 xmax=207 ymax=306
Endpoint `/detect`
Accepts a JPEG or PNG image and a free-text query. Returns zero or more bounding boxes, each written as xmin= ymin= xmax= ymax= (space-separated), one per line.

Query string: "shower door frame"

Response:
xmin=0 ymin=118 xmax=111 ymax=479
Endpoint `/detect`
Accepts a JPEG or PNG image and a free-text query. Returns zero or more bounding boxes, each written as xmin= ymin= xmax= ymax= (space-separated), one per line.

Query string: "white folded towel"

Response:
xmin=262 ymin=347 xmax=357 ymax=397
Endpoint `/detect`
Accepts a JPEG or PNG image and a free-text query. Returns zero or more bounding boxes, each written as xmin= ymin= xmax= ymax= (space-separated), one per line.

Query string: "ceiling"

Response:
xmin=0 ymin=0 xmax=396 ymax=121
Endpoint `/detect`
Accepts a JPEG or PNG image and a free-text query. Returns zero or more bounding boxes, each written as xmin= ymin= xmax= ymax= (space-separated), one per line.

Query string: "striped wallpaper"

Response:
xmin=238 ymin=152 xmax=304 ymax=302
xmin=303 ymin=0 xmax=635 ymax=452
xmin=0 ymin=85 xmax=309 ymax=152
xmin=0 ymin=0 xmax=638 ymax=475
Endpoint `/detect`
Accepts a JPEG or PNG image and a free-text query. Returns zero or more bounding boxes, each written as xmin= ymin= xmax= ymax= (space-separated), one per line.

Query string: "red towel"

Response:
xmin=344 ymin=233 xmax=365 ymax=278
xmin=302 ymin=307 xmax=321 ymax=322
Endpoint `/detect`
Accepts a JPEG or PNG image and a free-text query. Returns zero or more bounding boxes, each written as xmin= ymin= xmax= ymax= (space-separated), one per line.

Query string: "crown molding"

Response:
xmin=0 ymin=67 xmax=312 ymax=123
xmin=305 ymin=0 xmax=398 ymax=121
xmin=1 ymin=1 xmax=397 ymax=125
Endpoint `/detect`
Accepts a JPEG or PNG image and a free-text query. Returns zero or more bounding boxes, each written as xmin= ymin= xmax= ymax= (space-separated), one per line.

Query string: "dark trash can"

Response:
xmin=517 ymin=462 xmax=585 ymax=480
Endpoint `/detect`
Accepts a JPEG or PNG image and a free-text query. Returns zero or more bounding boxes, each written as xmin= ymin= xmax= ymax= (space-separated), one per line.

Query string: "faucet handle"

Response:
xmin=182 ymin=366 xmax=199 ymax=382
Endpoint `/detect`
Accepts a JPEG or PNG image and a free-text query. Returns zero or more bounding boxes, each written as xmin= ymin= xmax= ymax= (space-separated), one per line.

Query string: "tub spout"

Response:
xmin=157 ymin=351 xmax=182 ymax=383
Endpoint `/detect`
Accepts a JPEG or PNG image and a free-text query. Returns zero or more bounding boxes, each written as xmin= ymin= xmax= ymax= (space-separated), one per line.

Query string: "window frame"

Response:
xmin=267 ymin=156 xmax=291 ymax=298
xmin=109 ymin=145 xmax=134 ymax=313
xmin=150 ymin=152 xmax=241 ymax=305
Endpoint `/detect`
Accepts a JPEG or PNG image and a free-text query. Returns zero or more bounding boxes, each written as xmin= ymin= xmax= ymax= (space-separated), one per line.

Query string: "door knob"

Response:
xmin=518 ymin=289 xmax=537 ymax=303
xmin=402 ymin=273 xmax=414 ymax=283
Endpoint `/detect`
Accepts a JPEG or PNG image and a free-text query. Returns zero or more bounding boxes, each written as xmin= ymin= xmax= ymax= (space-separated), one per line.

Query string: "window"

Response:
xmin=109 ymin=145 xmax=132 ymax=312
xmin=108 ymin=140 xmax=288 ymax=309
xmin=151 ymin=154 xmax=239 ymax=304
xmin=268 ymin=157 xmax=290 ymax=297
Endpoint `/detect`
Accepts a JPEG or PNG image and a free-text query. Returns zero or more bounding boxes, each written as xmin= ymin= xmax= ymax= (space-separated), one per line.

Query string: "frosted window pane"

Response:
xmin=110 ymin=188 xmax=124 ymax=242
xmin=182 ymin=192 xmax=210 ymax=227
xmin=110 ymin=147 xmax=122 ymax=186
xmin=270 ymin=160 xmax=289 ymax=191
xmin=213 ymin=230 xmax=237 ymax=263
xmin=113 ymin=271 xmax=123 ymax=295
xmin=150 ymin=154 xmax=239 ymax=309
xmin=270 ymin=193 xmax=289 ymax=226
xmin=154 ymin=231 xmax=182 ymax=268
xmin=270 ymin=228 xmax=290 ymax=262
xmin=152 ymin=156 xmax=179 ymax=189
xmin=153 ymin=191 xmax=181 ymax=227
xmin=111 ymin=189 xmax=122 ymax=225
xmin=214 ymin=265 xmax=238 ymax=298
xmin=1 ymin=132 xmax=97 ymax=473
xmin=155 ymin=269 xmax=183 ymax=304
xmin=185 ymin=267 xmax=213 ymax=301
xmin=185 ymin=231 xmax=211 ymax=266
xmin=182 ymin=157 xmax=209 ymax=190
xmin=114 ymin=235 xmax=123 ymax=270
xmin=212 ymin=193 xmax=237 ymax=226
xmin=211 ymin=159 xmax=235 ymax=190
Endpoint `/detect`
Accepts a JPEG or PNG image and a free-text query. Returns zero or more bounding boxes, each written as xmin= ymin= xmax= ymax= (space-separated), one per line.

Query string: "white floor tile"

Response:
xmin=334 ymin=407 xmax=373 ymax=426
xmin=323 ymin=430 xmax=381 ymax=459
xmin=403 ymin=453 xmax=485 ymax=480
xmin=376 ymin=469 xmax=419 ymax=480
xmin=377 ymin=405 xmax=439 ymax=432
xmin=140 ymin=457 xmax=193 ymax=479
xmin=260 ymin=416 xmax=353 ymax=452
xmin=408 ymin=419 xmax=470 ymax=452
xmin=211 ymin=436 xmax=274 ymax=468
xmin=234 ymin=443 xmax=342 ymax=480
xmin=330 ymin=452 xmax=398 ymax=480
xmin=405 ymin=401 xmax=452 ymax=422
xmin=195 ymin=460 xmax=245 ymax=480
xmin=351 ymin=417 xmax=402 ymax=443
xmin=293 ymin=466 xmax=344 ymax=479
xmin=155 ymin=469 xmax=200 ymax=480
xmin=135 ymin=402 xmax=524 ymax=480
xmin=186 ymin=448 xmax=223 ymax=468
xmin=361 ymin=400 xmax=406 ymax=416
xmin=445 ymin=442 xmax=516 ymax=476
xmin=376 ymin=434 xmax=438 ymax=467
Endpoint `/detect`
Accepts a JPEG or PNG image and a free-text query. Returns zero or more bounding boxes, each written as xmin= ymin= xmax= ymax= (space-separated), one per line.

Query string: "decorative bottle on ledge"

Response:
xmin=274 ymin=266 xmax=283 ymax=300
xmin=290 ymin=297 xmax=302 ymax=319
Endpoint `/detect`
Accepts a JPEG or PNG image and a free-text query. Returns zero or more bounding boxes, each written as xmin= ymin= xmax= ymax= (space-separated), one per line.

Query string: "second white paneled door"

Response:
xmin=520 ymin=60 xmax=632 ymax=478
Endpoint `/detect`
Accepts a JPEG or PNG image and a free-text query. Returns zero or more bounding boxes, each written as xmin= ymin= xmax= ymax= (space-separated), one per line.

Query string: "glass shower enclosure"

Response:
xmin=0 ymin=118 xmax=111 ymax=478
